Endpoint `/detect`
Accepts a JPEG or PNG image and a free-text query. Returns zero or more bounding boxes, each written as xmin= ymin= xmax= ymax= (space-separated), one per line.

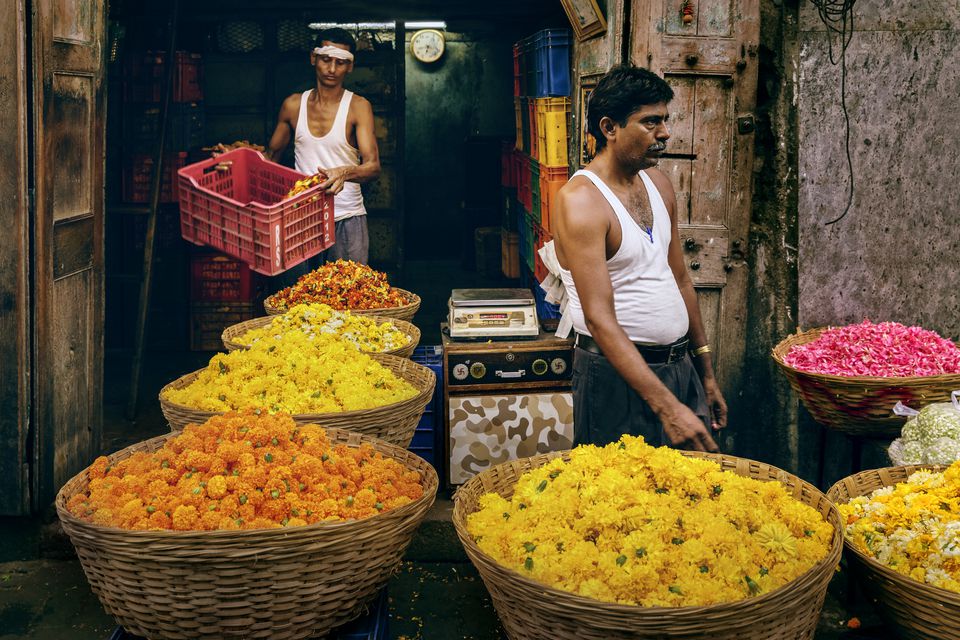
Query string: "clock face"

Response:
xmin=411 ymin=29 xmax=445 ymax=63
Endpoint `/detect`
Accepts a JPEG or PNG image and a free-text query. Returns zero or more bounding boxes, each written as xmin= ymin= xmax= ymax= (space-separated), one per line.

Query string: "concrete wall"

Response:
xmin=797 ymin=1 xmax=960 ymax=338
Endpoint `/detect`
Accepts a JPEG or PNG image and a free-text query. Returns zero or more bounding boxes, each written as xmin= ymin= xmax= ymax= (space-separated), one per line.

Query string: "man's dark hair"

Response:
xmin=313 ymin=27 xmax=356 ymax=55
xmin=587 ymin=64 xmax=674 ymax=153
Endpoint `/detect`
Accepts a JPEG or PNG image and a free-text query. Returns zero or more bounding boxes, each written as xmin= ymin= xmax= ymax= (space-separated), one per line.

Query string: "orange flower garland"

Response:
xmin=268 ymin=259 xmax=407 ymax=311
xmin=67 ymin=410 xmax=424 ymax=531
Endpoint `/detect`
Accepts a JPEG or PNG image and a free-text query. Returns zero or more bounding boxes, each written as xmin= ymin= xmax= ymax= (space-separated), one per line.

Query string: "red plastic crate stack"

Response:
xmin=534 ymin=224 xmax=552 ymax=283
xmin=190 ymin=252 xmax=258 ymax=302
xmin=123 ymin=51 xmax=203 ymax=103
xmin=178 ymin=148 xmax=335 ymax=276
xmin=122 ymin=152 xmax=188 ymax=203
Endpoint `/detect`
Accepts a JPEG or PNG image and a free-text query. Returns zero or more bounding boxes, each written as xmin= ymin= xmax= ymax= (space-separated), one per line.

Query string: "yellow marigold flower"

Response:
xmin=756 ymin=522 xmax=798 ymax=560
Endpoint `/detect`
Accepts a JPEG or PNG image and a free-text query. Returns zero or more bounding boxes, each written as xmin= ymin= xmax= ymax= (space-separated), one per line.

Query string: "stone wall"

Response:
xmin=797 ymin=1 xmax=960 ymax=338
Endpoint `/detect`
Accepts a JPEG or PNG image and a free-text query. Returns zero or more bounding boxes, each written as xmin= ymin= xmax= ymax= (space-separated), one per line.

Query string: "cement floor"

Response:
xmin=0 ymin=259 xmax=898 ymax=639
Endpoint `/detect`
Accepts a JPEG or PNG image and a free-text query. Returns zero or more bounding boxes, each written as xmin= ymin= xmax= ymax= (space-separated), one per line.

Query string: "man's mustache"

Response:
xmin=649 ymin=142 xmax=667 ymax=152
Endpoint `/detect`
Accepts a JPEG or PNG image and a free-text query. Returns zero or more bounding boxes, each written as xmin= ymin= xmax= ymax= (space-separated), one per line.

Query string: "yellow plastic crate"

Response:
xmin=535 ymin=97 xmax=571 ymax=167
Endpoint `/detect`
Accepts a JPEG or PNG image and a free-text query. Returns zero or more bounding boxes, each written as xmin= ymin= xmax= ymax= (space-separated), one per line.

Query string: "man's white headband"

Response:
xmin=313 ymin=46 xmax=354 ymax=62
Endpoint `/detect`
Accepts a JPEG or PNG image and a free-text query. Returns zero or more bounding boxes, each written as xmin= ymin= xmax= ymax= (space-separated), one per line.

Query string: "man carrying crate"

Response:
xmin=553 ymin=65 xmax=727 ymax=452
xmin=266 ymin=27 xmax=380 ymax=265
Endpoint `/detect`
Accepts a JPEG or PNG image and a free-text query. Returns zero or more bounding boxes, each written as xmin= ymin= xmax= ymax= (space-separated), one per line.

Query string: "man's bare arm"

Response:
xmin=650 ymin=168 xmax=728 ymax=430
xmin=265 ymin=94 xmax=300 ymax=163
xmin=555 ymin=179 xmax=718 ymax=451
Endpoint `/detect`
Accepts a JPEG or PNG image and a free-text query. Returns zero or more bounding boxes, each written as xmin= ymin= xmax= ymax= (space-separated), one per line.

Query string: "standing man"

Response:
xmin=554 ymin=64 xmax=727 ymax=452
xmin=267 ymin=28 xmax=380 ymax=264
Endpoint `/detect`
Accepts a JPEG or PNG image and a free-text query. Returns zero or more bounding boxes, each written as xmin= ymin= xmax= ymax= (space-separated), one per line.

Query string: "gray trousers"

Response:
xmin=318 ymin=215 xmax=369 ymax=265
xmin=571 ymin=348 xmax=710 ymax=448
xmin=267 ymin=215 xmax=370 ymax=289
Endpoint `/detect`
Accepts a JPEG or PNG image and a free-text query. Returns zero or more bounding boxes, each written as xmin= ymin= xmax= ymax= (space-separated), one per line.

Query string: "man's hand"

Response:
xmin=702 ymin=377 xmax=728 ymax=431
xmin=318 ymin=166 xmax=351 ymax=195
xmin=659 ymin=403 xmax=720 ymax=452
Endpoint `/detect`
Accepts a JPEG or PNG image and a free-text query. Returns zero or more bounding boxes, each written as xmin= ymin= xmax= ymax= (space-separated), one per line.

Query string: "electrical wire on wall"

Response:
xmin=810 ymin=0 xmax=857 ymax=225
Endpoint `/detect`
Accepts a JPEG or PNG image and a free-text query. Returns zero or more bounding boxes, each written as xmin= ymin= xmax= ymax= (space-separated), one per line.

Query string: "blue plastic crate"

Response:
xmin=532 ymin=29 xmax=571 ymax=97
xmin=410 ymin=346 xmax=444 ymax=473
xmin=109 ymin=588 xmax=389 ymax=640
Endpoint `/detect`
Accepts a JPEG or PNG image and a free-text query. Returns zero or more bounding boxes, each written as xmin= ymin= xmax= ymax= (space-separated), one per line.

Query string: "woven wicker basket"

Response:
xmin=159 ymin=353 xmax=435 ymax=448
xmin=55 ymin=427 xmax=438 ymax=640
xmin=772 ymin=328 xmax=960 ymax=437
xmin=828 ymin=465 xmax=959 ymax=640
xmin=220 ymin=315 xmax=421 ymax=359
xmin=264 ymin=288 xmax=421 ymax=323
xmin=453 ymin=450 xmax=843 ymax=640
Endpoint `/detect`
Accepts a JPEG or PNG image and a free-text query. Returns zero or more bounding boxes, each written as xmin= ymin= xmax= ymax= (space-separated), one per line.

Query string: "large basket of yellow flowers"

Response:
xmin=453 ymin=439 xmax=843 ymax=640
xmin=159 ymin=350 xmax=435 ymax=448
xmin=56 ymin=412 xmax=439 ymax=640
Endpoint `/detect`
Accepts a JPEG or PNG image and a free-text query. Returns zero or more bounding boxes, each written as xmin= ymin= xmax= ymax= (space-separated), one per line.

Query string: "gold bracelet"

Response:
xmin=691 ymin=344 xmax=712 ymax=357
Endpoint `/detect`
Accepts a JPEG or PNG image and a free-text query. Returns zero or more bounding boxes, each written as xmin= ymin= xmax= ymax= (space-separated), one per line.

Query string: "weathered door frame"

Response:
xmin=28 ymin=0 xmax=107 ymax=512
xmin=0 ymin=0 xmax=32 ymax=515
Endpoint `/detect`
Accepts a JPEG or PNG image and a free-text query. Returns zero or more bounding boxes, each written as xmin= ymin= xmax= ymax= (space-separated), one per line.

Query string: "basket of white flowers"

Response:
xmin=888 ymin=391 xmax=960 ymax=466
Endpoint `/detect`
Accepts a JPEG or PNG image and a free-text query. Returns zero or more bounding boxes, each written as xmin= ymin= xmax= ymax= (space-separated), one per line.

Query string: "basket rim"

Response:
xmin=771 ymin=326 xmax=960 ymax=385
xmin=826 ymin=464 xmax=960 ymax=604
xmin=453 ymin=449 xmax=844 ymax=617
xmin=56 ymin=425 xmax=439 ymax=539
xmin=220 ymin=313 xmax=419 ymax=354
xmin=264 ymin=287 xmax=421 ymax=315
xmin=158 ymin=352 xmax=434 ymax=420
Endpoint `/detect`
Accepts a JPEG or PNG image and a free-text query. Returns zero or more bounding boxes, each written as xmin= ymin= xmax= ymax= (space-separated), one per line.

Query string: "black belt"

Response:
xmin=575 ymin=333 xmax=689 ymax=364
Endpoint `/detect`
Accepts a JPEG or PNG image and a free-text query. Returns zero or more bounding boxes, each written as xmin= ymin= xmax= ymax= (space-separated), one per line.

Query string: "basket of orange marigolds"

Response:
xmin=453 ymin=436 xmax=843 ymax=639
xmin=56 ymin=409 xmax=438 ymax=640
xmin=159 ymin=329 xmax=435 ymax=448
xmin=263 ymin=259 xmax=421 ymax=322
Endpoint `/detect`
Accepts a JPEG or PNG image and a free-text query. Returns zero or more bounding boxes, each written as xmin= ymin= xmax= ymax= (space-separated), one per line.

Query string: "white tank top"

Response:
xmin=294 ymin=89 xmax=366 ymax=221
xmin=558 ymin=169 xmax=689 ymax=345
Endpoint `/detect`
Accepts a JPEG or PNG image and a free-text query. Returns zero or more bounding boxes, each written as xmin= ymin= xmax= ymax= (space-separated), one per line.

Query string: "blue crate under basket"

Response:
xmin=109 ymin=588 xmax=389 ymax=640
xmin=410 ymin=346 xmax=444 ymax=473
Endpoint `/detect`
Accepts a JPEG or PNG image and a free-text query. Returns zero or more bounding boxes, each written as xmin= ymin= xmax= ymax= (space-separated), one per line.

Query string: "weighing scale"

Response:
xmin=447 ymin=288 xmax=539 ymax=339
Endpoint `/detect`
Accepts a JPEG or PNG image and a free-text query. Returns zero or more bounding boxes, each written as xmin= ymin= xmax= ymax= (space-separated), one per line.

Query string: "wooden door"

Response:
xmin=0 ymin=1 xmax=31 ymax=515
xmin=631 ymin=0 xmax=759 ymax=448
xmin=30 ymin=0 xmax=107 ymax=510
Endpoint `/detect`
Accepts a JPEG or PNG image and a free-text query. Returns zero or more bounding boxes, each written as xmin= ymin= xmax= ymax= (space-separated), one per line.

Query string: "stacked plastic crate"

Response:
xmin=501 ymin=30 xmax=572 ymax=319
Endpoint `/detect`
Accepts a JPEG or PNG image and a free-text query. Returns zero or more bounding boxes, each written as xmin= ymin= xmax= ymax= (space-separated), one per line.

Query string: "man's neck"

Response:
xmin=587 ymin=151 xmax=646 ymax=187
xmin=313 ymin=83 xmax=345 ymax=103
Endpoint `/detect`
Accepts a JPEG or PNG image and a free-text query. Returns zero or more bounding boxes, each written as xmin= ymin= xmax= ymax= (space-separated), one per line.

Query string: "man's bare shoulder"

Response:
xmin=557 ymin=175 xmax=607 ymax=232
xmin=643 ymin=167 xmax=677 ymax=210
xmin=280 ymin=93 xmax=301 ymax=115
xmin=349 ymin=93 xmax=373 ymax=112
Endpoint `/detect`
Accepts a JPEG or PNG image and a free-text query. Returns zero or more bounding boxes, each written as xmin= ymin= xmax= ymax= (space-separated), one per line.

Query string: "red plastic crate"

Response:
xmin=534 ymin=224 xmax=551 ymax=283
xmin=517 ymin=155 xmax=532 ymax=213
xmin=538 ymin=164 xmax=569 ymax=233
xmin=124 ymin=51 xmax=203 ymax=103
xmin=513 ymin=44 xmax=521 ymax=97
xmin=501 ymin=142 xmax=517 ymax=189
xmin=178 ymin=148 xmax=335 ymax=276
xmin=123 ymin=152 xmax=188 ymax=203
xmin=190 ymin=252 xmax=256 ymax=302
